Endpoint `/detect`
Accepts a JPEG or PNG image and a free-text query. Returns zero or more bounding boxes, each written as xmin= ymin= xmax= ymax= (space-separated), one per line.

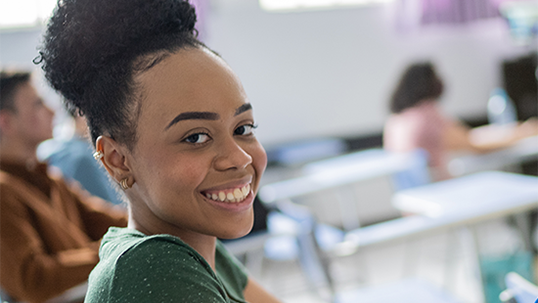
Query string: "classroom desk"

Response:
xmin=338 ymin=170 xmax=537 ymax=253
xmin=321 ymin=171 xmax=538 ymax=302
xmin=387 ymin=171 xmax=538 ymax=302
xmin=259 ymin=148 xmax=428 ymax=231
xmin=391 ymin=171 xmax=538 ymax=220
xmin=447 ymin=135 xmax=538 ymax=177
xmin=259 ymin=148 xmax=425 ymax=203
xmin=389 ymin=171 xmax=538 ymax=252
xmin=255 ymin=149 xmax=429 ymax=296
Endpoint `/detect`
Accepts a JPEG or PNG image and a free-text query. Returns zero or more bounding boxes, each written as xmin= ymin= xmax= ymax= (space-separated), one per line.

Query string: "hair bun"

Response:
xmin=37 ymin=0 xmax=201 ymax=147
xmin=38 ymin=0 xmax=197 ymax=105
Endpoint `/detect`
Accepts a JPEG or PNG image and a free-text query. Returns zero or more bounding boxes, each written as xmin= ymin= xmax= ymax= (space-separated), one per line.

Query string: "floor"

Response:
xmin=245 ymin=218 xmax=531 ymax=303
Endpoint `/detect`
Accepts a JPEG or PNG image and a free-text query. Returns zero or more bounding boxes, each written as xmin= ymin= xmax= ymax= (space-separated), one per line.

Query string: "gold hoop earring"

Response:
xmin=93 ymin=150 xmax=104 ymax=161
xmin=119 ymin=178 xmax=131 ymax=190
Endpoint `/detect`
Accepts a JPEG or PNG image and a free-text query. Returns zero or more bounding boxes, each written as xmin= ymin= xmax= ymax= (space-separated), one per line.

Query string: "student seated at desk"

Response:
xmin=383 ymin=62 xmax=538 ymax=180
xmin=43 ymin=114 xmax=124 ymax=206
xmin=0 ymin=71 xmax=128 ymax=303
xmin=37 ymin=0 xmax=281 ymax=301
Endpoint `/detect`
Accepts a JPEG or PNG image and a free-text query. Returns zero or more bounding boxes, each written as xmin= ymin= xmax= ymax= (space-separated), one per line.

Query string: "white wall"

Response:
xmin=0 ymin=0 xmax=531 ymax=146
xmin=0 ymin=27 xmax=63 ymax=112
xmin=0 ymin=28 xmax=43 ymax=70
xmin=203 ymin=0 xmax=531 ymax=146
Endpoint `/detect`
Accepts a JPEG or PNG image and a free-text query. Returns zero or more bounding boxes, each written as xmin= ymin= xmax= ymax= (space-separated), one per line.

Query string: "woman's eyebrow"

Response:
xmin=235 ymin=103 xmax=252 ymax=116
xmin=165 ymin=112 xmax=219 ymax=130
xmin=164 ymin=103 xmax=252 ymax=131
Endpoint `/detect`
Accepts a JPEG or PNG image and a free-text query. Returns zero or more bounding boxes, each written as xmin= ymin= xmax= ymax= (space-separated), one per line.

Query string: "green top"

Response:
xmin=85 ymin=227 xmax=248 ymax=303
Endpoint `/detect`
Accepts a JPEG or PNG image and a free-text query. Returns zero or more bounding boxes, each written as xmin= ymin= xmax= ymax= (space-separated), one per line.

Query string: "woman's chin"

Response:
xmin=218 ymin=222 xmax=254 ymax=240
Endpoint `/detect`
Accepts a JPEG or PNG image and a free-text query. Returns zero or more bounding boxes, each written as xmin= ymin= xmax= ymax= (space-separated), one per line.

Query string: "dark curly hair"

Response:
xmin=1 ymin=71 xmax=31 ymax=112
xmin=390 ymin=62 xmax=444 ymax=114
xmin=35 ymin=0 xmax=204 ymax=149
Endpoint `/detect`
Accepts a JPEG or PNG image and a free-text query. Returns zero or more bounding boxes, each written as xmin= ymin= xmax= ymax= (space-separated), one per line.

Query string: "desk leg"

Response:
xmin=458 ymin=226 xmax=486 ymax=303
xmin=443 ymin=230 xmax=459 ymax=295
xmin=296 ymin=228 xmax=335 ymax=301
xmin=402 ymin=237 xmax=420 ymax=279
xmin=512 ymin=212 xmax=533 ymax=252
xmin=508 ymin=212 xmax=537 ymax=282
xmin=334 ymin=187 xmax=361 ymax=231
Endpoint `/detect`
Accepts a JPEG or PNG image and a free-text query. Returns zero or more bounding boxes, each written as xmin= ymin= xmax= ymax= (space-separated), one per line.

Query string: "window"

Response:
xmin=500 ymin=0 xmax=538 ymax=45
xmin=0 ymin=0 xmax=56 ymax=29
xmin=259 ymin=0 xmax=395 ymax=12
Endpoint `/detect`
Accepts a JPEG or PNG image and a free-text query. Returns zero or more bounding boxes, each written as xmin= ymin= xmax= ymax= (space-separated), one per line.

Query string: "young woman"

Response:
xmin=37 ymin=0 xmax=280 ymax=301
xmin=383 ymin=62 xmax=537 ymax=180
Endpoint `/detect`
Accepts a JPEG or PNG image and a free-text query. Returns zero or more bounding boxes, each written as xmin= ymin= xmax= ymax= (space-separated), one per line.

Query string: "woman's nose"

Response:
xmin=213 ymin=138 xmax=252 ymax=171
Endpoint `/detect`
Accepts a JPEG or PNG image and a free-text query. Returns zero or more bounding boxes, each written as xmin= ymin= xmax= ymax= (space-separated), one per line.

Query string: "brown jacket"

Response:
xmin=0 ymin=161 xmax=127 ymax=303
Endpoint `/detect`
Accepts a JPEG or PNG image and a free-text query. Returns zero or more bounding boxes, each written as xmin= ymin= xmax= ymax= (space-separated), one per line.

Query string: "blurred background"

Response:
xmin=1 ymin=0 xmax=537 ymax=302
xmin=1 ymin=0 xmax=536 ymax=147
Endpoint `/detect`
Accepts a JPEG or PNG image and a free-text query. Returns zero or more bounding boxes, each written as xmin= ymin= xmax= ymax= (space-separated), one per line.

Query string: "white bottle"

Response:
xmin=487 ymin=87 xmax=517 ymax=126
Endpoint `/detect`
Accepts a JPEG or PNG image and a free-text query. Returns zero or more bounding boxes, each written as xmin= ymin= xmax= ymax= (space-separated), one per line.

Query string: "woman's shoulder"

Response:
xmin=97 ymin=228 xmax=211 ymax=275
xmin=215 ymin=241 xmax=249 ymax=300
xmin=100 ymin=227 xmax=195 ymax=254
xmin=86 ymin=228 xmax=243 ymax=302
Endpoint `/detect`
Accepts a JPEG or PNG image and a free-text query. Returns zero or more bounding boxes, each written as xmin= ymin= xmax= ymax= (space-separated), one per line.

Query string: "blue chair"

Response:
xmin=500 ymin=272 xmax=538 ymax=303
xmin=266 ymin=138 xmax=346 ymax=167
xmin=390 ymin=148 xmax=431 ymax=191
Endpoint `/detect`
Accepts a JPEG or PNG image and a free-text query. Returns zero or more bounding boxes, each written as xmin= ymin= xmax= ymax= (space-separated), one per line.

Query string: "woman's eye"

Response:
xmin=184 ymin=133 xmax=210 ymax=144
xmin=234 ymin=124 xmax=256 ymax=136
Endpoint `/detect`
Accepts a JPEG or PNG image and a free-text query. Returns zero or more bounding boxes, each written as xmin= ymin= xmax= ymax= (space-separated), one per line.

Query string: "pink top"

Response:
xmin=383 ymin=101 xmax=448 ymax=169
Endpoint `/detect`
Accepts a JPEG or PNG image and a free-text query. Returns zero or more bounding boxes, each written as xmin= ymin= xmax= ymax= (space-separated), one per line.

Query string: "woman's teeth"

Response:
xmin=205 ymin=184 xmax=250 ymax=203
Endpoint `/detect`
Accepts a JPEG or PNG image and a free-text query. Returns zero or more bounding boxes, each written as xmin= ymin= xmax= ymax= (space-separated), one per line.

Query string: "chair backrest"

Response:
xmin=500 ymin=272 xmax=538 ymax=303
xmin=266 ymin=138 xmax=346 ymax=167
xmin=390 ymin=148 xmax=431 ymax=191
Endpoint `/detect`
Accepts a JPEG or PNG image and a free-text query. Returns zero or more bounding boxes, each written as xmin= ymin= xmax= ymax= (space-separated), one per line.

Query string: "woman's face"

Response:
xmin=126 ymin=47 xmax=267 ymax=240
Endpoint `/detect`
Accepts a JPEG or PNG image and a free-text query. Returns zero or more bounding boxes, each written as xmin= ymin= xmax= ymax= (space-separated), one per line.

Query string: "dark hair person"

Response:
xmin=37 ymin=0 xmax=279 ymax=301
xmin=389 ymin=62 xmax=444 ymax=114
xmin=0 ymin=72 xmax=31 ymax=112
xmin=0 ymin=70 xmax=128 ymax=302
xmin=384 ymin=62 xmax=538 ymax=180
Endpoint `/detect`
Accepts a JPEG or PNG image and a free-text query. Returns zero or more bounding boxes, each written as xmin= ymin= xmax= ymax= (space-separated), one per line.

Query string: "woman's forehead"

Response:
xmin=134 ymin=48 xmax=249 ymax=122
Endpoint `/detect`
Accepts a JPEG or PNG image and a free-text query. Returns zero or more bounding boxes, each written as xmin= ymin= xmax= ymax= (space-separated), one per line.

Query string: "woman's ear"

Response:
xmin=96 ymin=136 xmax=132 ymax=183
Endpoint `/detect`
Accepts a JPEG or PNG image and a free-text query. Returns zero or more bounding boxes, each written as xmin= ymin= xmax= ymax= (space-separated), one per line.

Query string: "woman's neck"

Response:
xmin=127 ymin=205 xmax=218 ymax=270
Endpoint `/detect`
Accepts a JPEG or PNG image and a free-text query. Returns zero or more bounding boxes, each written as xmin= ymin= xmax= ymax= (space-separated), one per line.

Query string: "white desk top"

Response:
xmin=333 ymin=172 xmax=538 ymax=251
xmin=258 ymin=149 xmax=424 ymax=203
xmin=447 ymin=135 xmax=538 ymax=177
xmin=392 ymin=171 xmax=538 ymax=218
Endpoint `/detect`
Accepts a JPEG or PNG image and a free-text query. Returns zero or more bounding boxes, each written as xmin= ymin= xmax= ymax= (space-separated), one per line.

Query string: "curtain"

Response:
xmin=190 ymin=0 xmax=208 ymax=41
xmin=420 ymin=0 xmax=509 ymax=25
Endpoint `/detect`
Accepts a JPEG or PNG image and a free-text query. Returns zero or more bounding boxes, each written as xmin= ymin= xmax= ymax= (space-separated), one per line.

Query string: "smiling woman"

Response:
xmin=36 ymin=0 xmax=278 ymax=302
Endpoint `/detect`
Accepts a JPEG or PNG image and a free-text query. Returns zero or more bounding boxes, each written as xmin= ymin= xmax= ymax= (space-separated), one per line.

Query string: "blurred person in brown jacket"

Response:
xmin=0 ymin=71 xmax=127 ymax=303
